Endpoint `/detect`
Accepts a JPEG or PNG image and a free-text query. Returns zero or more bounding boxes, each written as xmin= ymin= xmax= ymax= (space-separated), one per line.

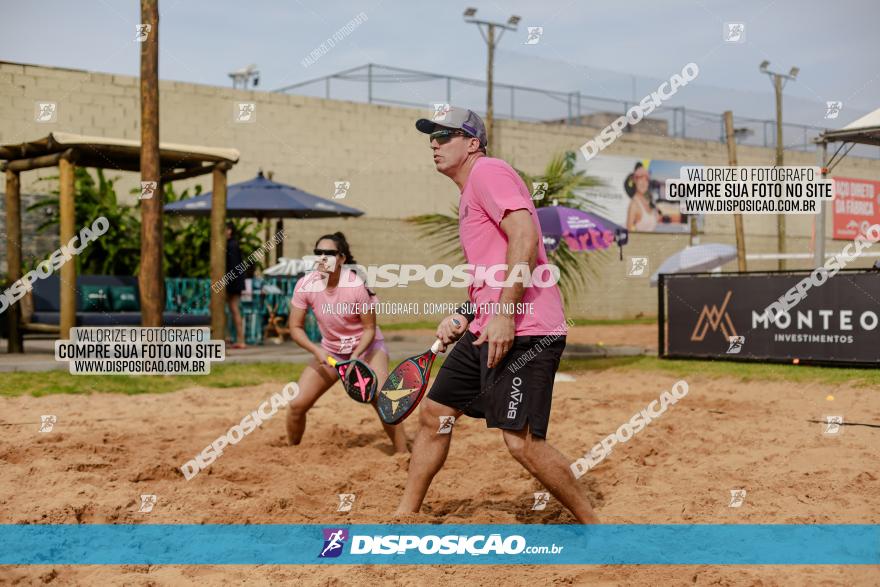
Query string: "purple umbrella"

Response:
xmin=537 ymin=206 xmax=628 ymax=257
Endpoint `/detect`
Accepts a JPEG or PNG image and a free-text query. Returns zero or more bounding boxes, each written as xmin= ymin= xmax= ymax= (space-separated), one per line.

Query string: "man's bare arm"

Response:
xmin=498 ymin=209 xmax=538 ymax=313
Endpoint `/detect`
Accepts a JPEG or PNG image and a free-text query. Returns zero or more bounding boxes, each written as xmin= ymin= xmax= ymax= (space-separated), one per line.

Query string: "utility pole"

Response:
xmin=760 ymin=60 xmax=799 ymax=270
xmin=814 ymin=142 xmax=828 ymax=267
xmin=724 ymin=111 xmax=747 ymax=271
xmin=463 ymin=8 xmax=520 ymax=155
xmin=774 ymin=74 xmax=784 ymax=270
xmin=139 ymin=0 xmax=162 ymax=327
xmin=486 ymin=23 xmax=494 ymax=151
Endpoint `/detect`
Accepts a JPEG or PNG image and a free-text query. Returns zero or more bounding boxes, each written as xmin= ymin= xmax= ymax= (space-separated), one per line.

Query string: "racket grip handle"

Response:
xmin=430 ymin=338 xmax=444 ymax=354
xmin=326 ymin=355 xmax=338 ymax=367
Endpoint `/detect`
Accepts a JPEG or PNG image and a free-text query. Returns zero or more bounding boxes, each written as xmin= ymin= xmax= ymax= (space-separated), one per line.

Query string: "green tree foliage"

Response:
xmin=26 ymin=168 xmax=264 ymax=277
xmin=161 ymin=183 xmax=263 ymax=278
xmin=27 ymin=168 xmax=141 ymax=275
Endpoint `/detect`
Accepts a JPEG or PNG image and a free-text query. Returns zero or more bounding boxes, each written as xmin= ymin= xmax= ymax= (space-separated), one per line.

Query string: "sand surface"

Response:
xmin=1 ymin=364 xmax=878 ymax=585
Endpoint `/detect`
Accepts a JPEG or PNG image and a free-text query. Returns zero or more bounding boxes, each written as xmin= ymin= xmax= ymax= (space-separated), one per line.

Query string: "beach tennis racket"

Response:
xmin=376 ymin=338 xmax=446 ymax=425
xmin=326 ymin=356 xmax=377 ymax=404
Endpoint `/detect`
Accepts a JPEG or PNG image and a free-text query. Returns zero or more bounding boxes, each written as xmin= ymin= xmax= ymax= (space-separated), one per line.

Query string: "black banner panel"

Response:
xmin=662 ymin=271 xmax=880 ymax=365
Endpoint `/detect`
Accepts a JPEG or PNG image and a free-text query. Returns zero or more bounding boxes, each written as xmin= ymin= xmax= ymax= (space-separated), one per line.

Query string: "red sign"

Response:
xmin=832 ymin=176 xmax=880 ymax=240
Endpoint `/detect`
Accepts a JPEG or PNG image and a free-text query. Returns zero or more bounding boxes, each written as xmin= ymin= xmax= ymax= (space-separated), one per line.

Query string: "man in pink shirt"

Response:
xmin=396 ymin=107 xmax=599 ymax=523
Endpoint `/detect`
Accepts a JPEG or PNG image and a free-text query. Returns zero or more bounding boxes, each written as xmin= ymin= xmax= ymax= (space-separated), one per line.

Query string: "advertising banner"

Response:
xmin=662 ymin=271 xmax=880 ymax=364
xmin=832 ymin=176 xmax=880 ymax=240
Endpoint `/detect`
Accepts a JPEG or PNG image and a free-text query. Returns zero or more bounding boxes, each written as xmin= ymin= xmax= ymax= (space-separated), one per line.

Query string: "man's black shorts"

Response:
xmin=427 ymin=330 xmax=566 ymax=439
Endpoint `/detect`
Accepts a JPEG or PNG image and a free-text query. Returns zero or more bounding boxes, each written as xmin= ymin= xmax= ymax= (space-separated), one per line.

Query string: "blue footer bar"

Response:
xmin=1 ymin=524 xmax=878 ymax=565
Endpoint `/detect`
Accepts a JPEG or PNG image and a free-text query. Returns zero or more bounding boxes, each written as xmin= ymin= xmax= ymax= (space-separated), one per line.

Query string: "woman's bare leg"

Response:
xmin=286 ymin=358 xmax=337 ymax=445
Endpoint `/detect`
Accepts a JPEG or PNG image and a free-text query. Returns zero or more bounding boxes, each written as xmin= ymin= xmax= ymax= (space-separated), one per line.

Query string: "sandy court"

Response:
xmin=563 ymin=323 xmax=657 ymax=350
xmin=0 ymin=365 xmax=878 ymax=585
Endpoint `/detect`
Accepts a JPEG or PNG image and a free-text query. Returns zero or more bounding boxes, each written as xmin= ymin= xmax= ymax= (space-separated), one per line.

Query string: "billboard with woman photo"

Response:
xmin=574 ymin=155 xmax=701 ymax=233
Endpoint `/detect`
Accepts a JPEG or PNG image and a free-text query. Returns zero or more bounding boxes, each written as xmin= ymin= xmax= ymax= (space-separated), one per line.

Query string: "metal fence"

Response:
xmin=276 ymin=64 xmax=879 ymax=159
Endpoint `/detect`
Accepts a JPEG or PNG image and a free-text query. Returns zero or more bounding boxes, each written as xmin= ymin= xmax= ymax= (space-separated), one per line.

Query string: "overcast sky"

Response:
xmin=2 ymin=0 xmax=878 ymax=127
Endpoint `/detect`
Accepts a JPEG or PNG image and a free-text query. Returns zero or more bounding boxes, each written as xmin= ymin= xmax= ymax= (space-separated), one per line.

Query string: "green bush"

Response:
xmin=27 ymin=168 xmax=265 ymax=278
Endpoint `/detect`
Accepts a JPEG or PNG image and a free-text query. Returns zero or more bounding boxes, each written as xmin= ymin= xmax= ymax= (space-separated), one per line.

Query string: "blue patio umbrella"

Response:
xmin=165 ymin=171 xmax=364 ymax=219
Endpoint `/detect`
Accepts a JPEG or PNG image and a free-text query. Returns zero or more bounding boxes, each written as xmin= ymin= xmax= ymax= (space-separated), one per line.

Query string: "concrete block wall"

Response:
xmin=3 ymin=60 xmax=880 ymax=321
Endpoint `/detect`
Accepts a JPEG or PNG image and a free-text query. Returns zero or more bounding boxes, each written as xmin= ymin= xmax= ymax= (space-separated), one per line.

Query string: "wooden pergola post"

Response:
xmin=210 ymin=163 xmax=230 ymax=340
xmin=58 ymin=157 xmax=77 ymax=339
xmin=4 ymin=169 xmax=23 ymax=352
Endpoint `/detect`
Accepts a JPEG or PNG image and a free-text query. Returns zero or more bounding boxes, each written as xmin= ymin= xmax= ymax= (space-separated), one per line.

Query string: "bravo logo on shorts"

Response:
xmin=507 ymin=376 xmax=523 ymax=419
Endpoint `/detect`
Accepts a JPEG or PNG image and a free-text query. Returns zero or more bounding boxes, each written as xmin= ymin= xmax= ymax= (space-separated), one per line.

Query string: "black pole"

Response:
xmin=657 ymin=274 xmax=666 ymax=357
xmin=275 ymin=218 xmax=284 ymax=261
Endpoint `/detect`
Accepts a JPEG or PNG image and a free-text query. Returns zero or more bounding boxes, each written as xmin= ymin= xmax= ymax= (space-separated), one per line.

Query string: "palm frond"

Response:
xmin=406 ymin=209 xmax=464 ymax=262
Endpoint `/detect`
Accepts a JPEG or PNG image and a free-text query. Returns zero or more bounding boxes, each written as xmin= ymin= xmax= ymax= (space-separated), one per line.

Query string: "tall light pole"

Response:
xmin=463 ymin=8 xmax=520 ymax=155
xmin=760 ymin=60 xmax=799 ymax=270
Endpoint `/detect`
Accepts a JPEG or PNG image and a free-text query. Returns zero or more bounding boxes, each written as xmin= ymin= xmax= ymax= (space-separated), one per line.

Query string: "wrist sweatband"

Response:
xmin=454 ymin=301 xmax=476 ymax=323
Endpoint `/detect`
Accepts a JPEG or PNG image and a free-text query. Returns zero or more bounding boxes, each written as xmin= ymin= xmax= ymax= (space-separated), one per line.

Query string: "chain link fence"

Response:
xmin=276 ymin=64 xmax=878 ymax=159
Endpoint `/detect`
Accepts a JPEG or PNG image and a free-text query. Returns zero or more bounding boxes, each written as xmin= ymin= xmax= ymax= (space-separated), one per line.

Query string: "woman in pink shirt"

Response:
xmin=285 ymin=232 xmax=407 ymax=453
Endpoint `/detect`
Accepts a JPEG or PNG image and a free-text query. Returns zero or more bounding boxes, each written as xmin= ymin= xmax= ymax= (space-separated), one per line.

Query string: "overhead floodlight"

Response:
xmin=507 ymin=15 xmax=521 ymax=26
xmin=759 ymin=60 xmax=770 ymax=72
xmin=789 ymin=66 xmax=800 ymax=79
xmin=463 ymin=7 xmax=477 ymax=17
